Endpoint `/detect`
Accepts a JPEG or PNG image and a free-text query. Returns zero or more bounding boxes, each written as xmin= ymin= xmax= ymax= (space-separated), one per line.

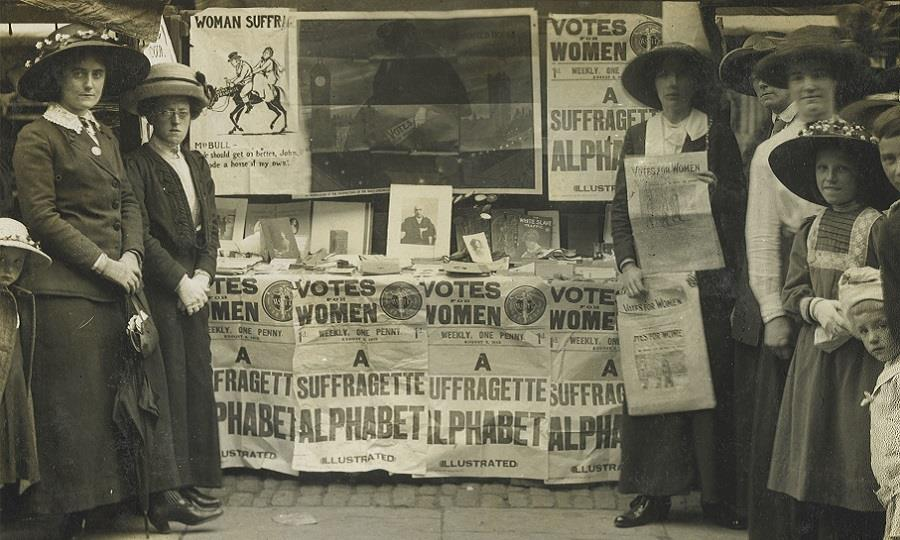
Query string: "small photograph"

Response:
xmin=400 ymin=198 xmax=438 ymax=246
xmin=259 ymin=217 xmax=301 ymax=260
xmin=463 ymin=232 xmax=492 ymax=264
xmin=635 ymin=350 xmax=688 ymax=391
xmin=214 ymin=197 xmax=248 ymax=242
xmin=386 ymin=184 xmax=452 ymax=259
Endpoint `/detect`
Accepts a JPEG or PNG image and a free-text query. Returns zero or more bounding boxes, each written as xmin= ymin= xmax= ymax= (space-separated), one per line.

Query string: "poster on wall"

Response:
xmin=210 ymin=273 xmax=299 ymax=475
xmin=291 ymin=276 xmax=430 ymax=474
xmin=296 ymin=9 xmax=542 ymax=197
xmin=424 ymin=276 xmax=551 ymax=478
xmin=190 ymin=8 xmax=311 ymax=195
xmin=546 ymin=14 xmax=660 ymax=201
xmin=545 ymin=280 xmax=623 ymax=483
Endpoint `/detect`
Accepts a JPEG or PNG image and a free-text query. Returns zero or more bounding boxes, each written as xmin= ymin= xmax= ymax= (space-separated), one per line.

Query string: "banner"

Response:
xmin=210 ymin=274 xmax=299 ymax=474
xmin=423 ymin=276 xmax=550 ymax=478
xmin=546 ymin=14 xmax=660 ymax=201
xmin=291 ymin=277 xmax=429 ymax=474
xmin=616 ymin=273 xmax=716 ymax=416
xmin=624 ymin=151 xmax=725 ymax=273
xmin=546 ymin=280 xmax=623 ymax=483
xmin=190 ymin=8 xmax=310 ymax=195
xmin=296 ymin=9 xmax=542 ymax=197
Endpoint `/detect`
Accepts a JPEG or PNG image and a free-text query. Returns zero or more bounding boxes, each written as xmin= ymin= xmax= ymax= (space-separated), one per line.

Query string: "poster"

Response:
xmin=190 ymin=8 xmax=311 ymax=195
xmin=210 ymin=273 xmax=299 ymax=474
xmin=546 ymin=280 xmax=623 ymax=483
xmin=616 ymin=273 xmax=716 ymax=416
xmin=424 ymin=276 xmax=551 ymax=478
xmin=546 ymin=14 xmax=660 ymax=201
xmin=624 ymin=152 xmax=725 ymax=273
xmin=296 ymin=9 xmax=542 ymax=197
xmin=291 ymin=276 xmax=429 ymax=474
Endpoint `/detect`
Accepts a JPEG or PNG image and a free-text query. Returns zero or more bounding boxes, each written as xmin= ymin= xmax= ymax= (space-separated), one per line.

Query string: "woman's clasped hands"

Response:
xmin=176 ymin=273 xmax=210 ymax=316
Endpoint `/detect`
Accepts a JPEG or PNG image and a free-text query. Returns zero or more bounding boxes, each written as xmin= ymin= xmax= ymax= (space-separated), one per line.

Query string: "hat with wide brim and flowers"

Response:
xmin=18 ymin=23 xmax=150 ymax=103
xmin=719 ymin=33 xmax=784 ymax=96
xmin=0 ymin=218 xmax=51 ymax=273
xmin=120 ymin=62 xmax=210 ymax=117
xmin=768 ymin=119 xmax=899 ymax=210
xmin=621 ymin=42 xmax=717 ymax=111
xmin=753 ymin=25 xmax=869 ymax=89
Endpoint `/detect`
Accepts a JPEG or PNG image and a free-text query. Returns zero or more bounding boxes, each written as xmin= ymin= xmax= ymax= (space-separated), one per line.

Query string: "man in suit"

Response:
xmin=400 ymin=205 xmax=436 ymax=245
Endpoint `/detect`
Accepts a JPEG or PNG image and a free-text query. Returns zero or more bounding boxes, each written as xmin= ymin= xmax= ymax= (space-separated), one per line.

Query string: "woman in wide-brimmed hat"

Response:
xmin=611 ymin=42 xmax=747 ymax=530
xmin=121 ymin=62 xmax=223 ymax=533
xmin=768 ymin=119 xmax=896 ymax=539
xmin=11 ymin=23 xmax=184 ymax=536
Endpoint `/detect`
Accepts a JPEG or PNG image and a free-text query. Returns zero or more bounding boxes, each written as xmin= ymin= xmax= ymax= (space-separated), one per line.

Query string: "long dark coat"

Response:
xmin=12 ymin=116 xmax=180 ymax=513
xmin=124 ymin=144 xmax=222 ymax=489
xmin=610 ymin=117 xmax=746 ymax=501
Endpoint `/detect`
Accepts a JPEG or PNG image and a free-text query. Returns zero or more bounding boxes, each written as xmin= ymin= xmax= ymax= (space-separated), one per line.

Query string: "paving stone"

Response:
xmin=481 ymin=494 xmax=507 ymax=508
xmin=299 ymin=484 xmax=324 ymax=496
xmin=572 ymin=495 xmax=594 ymax=509
xmin=347 ymin=494 xmax=373 ymax=507
xmin=270 ymin=491 xmax=295 ymax=507
xmin=274 ymin=479 xmax=298 ymax=491
xmin=227 ymin=492 xmax=254 ymax=507
xmin=441 ymin=484 xmax=458 ymax=495
xmin=252 ymin=494 xmax=271 ymax=508
xmin=481 ymin=483 xmax=507 ymax=495
xmin=371 ymin=492 xmax=392 ymax=507
xmin=353 ymin=484 xmax=376 ymax=494
xmin=507 ymin=492 xmax=529 ymax=508
xmin=527 ymin=487 xmax=551 ymax=498
xmin=455 ymin=488 xmax=480 ymax=507
xmin=415 ymin=495 xmax=438 ymax=508
xmin=392 ymin=487 xmax=416 ymax=507
xmin=531 ymin=495 xmax=555 ymax=508
xmin=295 ymin=494 xmax=322 ymax=507
xmin=235 ymin=476 xmax=263 ymax=493
xmin=554 ymin=492 xmax=572 ymax=508
xmin=438 ymin=495 xmax=456 ymax=508
xmin=417 ymin=485 xmax=439 ymax=495
xmin=322 ymin=492 xmax=350 ymax=506
xmin=569 ymin=488 xmax=591 ymax=497
xmin=263 ymin=478 xmax=281 ymax=490
xmin=327 ymin=484 xmax=352 ymax=496
xmin=221 ymin=475 xmax=237 ymax=488
xmin=593 ymin=489 xmax=618 ymax=509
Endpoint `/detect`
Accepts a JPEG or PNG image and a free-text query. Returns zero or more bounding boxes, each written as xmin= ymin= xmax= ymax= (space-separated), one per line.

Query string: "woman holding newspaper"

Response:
xmin=610 ymin=43 xmax=746 ymax=529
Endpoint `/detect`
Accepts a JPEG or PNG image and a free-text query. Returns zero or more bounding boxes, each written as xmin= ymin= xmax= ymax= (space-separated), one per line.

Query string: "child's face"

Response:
xmin=848 ymin=300 xmax=900 ymax=363
xmin=0 ymin=246 xmax=25 ymax=286
xmin=815 ymin=147 xmax=858 ymax=207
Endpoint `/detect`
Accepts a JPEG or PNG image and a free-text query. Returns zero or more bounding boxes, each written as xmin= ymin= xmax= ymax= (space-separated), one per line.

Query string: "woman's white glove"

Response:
xmin=810 ymin=298 xmax=851 ymax=337
xmin=176 ymin=274 xmax=208 ymax=316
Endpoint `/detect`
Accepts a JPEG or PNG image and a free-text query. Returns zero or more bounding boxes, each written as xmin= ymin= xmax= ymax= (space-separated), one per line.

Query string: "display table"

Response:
xmin=210 ymin=270 xmax=623 ymax=484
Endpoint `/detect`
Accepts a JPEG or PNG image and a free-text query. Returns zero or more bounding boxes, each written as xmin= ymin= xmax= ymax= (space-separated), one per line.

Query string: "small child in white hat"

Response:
xmin=839 ymin=266 xmax=900 ymax=540
xmin=0 ymin=218 xmax=50 ymax=498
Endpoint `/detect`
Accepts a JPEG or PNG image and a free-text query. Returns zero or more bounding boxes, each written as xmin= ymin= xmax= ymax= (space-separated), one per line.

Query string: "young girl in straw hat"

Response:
xmin=768 ymin=118 xmax=899 ymax=538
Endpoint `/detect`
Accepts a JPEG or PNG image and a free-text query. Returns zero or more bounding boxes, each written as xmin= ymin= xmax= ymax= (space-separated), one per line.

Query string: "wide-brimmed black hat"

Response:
xmin=719 ymin=33 xmax=784 ymax=96
xmin=120 ymin=62 xmax=210 ymax=117
xmin=621 ymin=42 xmax=717 ymax=110
xmin=840 ymin=92 xmax=900 ymax=132
xmin=18 ymin=23 xmax=149 ymax=102
xmin=754 ymin=25 xmax=868 ymax=89
xmin=874 ymin=106 xmax=900 ymax=139
xmin=769 ymin=119 xmax=898 ymax=210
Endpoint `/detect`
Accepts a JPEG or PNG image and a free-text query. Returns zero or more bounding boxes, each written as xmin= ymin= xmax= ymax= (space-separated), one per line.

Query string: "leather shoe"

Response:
xmin=702 ymin=502 xmax=747 ymax=530
xmin=181 ymin=487 xmax=222 ymax=509
xmin=149 ymin=490 xmax=223 ymax=533
xmin=614 ymin=495 xmax=671 ymax=528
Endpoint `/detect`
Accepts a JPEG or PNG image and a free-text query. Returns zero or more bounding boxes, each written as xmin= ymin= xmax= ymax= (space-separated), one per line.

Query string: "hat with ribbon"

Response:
xmin=838 ymin=266 xmax=883 ymax=313
xmin=768 ymin=118 xmax=898 ymax=210
xmin=0 ymin=218 xmax=51 ymax=272
xmin=840 ymin=92 xmax=900 ymax=133
xmin=18 ymin=23 xmax=149 ymax=103
xmin=719 ymin=33 xmax=784 ymax=96
xmin=873 ymin=105 xmax=900 ymax=139
xmin=120 ymin=62 xmax=211 ymax=117
xmin=621 ymin=42 xmax=717 ymax=111
xmin=753 ymin=25 xmax=870 ymax=90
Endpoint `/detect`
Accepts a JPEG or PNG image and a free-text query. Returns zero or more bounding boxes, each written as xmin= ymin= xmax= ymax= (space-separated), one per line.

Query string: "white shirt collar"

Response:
xmin=772 ymin=101 xmax=798 ymax=124
xmin=645 ymin=108 xmax=708 ymax=156
xmin=874 ymin=356 xmax=900 ymax=396
xmin=43 ymin=103 xmax=99 ymax=135
xmin=148 ymin=137 xmax=183 ymax=160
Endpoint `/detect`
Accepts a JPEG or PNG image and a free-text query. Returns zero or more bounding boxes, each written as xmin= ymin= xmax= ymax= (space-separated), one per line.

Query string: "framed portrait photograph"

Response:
xmin=214 ymin=197 xmax=248 ymax=252
xmin=386 ymin=184 xmax=452 ymax=259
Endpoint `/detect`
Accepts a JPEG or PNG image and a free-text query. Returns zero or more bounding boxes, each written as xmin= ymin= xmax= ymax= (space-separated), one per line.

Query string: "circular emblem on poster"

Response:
xmin=380 ymin=281 xmax=423 ymax=321
xmin=504 ymin=285 xmax=547 ymax=326
xmin=262 ymin=280 xmax=294 ymax=322
xmin=629 ymin=21 xmax=663 ymax=56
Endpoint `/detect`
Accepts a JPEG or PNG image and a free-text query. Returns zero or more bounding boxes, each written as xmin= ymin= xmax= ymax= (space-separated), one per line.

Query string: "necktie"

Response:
xmin=771 ymin=117 xmax=788 ymax=137
xmin=79 ymin=116 xmax=100 ymax=145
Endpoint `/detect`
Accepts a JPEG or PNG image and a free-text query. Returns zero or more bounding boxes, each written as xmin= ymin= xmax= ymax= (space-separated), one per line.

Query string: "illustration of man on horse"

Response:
xmin=206 ymin=48 xmax=288 ymax=134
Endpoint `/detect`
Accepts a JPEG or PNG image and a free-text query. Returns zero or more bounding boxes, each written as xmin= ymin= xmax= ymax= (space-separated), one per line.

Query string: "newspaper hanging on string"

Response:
xmin=190 ymin=8 xmax=310 ymax=195
xmin=546 ymin=14 xmax=660 ymax=201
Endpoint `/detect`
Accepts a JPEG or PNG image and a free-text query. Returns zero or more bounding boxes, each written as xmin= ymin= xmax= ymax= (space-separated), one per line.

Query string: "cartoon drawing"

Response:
xmin=206 ymin=48 xmax=288 ymax=134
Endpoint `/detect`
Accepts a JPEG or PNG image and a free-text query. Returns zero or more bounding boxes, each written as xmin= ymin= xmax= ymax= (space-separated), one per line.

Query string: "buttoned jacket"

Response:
xmin=12 ymin=117 xmax=143 ymax=300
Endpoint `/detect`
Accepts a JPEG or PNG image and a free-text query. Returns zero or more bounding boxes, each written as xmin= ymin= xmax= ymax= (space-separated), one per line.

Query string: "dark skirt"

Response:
xmin=25 ymin=296 xmax=178 ymax=514
xmin=618 ymin=292 xmax=736 ymax=502
xmin=146 ymin=284 xmax=222 ymax=488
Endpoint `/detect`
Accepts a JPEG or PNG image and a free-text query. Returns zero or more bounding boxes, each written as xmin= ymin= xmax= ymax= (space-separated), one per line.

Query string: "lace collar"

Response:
xmin=42 ymin=103 xmax=100 ymax=135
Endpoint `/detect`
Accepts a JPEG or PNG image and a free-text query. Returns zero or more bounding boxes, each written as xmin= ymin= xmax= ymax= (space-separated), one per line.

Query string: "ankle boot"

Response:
xmin=613 ymin=495 xmax=671 ymax=528
xmin=148 ymin=490 xmax=223 ymax=533
xmin=180 ymin=487 xmax=222 ymax=509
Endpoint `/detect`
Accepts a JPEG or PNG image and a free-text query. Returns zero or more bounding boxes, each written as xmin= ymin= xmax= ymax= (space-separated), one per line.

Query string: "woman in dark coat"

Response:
xmin=610 ymin=43 xmax=747 ymax=529
xmin=10 ymin=24 xmax=186 ymax=535
xmin=121 ymin=62 xmax=223 ymax=531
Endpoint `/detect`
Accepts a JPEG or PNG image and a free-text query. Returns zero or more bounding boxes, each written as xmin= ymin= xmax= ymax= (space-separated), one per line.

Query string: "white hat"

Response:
xmin=0 ymin=218 xmax=51 ymax=271
xmin=838 ymin=266 xmax=883 ymax=313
